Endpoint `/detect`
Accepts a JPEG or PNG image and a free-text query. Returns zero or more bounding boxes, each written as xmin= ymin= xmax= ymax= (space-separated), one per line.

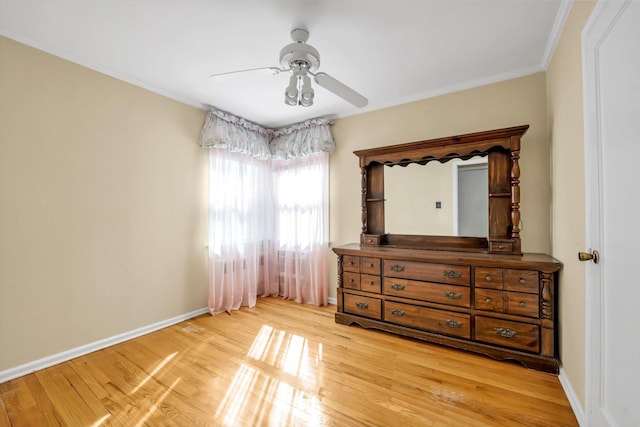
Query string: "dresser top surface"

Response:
xmin=333 ymin=243 xmax=562 ymax=272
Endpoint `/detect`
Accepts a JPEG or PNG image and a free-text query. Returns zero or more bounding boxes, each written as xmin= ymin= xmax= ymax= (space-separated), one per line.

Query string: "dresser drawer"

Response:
xmin=361 ymin=234 xmax=382 ymax=246
xmin=360 ymin=274 xmax=381 ymax=293
xmin=505 ymin=291 xmax=539 ymax=318
xmin=361 ymin=257 xmax=381 ymax=275
xmin=475 ymin=289 xmax=539 ymax=318
xmin=343 ymin=256 xmax=360 ymax=273
xmin=505 ymin=269 xmax=539 ymax=293
xmin=475 ymin=316 xmax=539 ymax=353
xmin=383 ymin=277 xmax=470 ymax=308
xmin=489 ymin=241 xmax=514 ymax=253
xmin=383 ymin=260 xmax=470 ymax=286
xmin=474 ymin=267 xmax=504 ymax=289
xmin=343 ymin=272 xmax=361 ymax=290
xmin=344 ymin=293 xmax=382 ymax=320
xmin=474 ymin=288 xmax=504 ymax=312
xmin=384 ymin=301 xmax=470 ymax=339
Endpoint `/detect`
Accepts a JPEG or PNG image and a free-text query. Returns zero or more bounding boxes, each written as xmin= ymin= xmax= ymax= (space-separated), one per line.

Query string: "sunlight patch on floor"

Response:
xmin=90 ymin=414 xmax=111 ymax=426
xmin=215 ymin=363 xmax=260 ymax=424
xmin=131 ymin=352 xmax=177 ymax=395
xmin=215 ymin=324 xmax=326 ymax=425
xmin=134 ymin=377 xmax=181 ymax=427
xmin=248 ymin=324 xmax=323 ymax=378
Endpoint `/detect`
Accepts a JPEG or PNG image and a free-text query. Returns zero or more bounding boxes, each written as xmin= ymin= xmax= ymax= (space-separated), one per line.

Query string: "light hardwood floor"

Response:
xmin=0 ymin=297 xmax=577 ymax=426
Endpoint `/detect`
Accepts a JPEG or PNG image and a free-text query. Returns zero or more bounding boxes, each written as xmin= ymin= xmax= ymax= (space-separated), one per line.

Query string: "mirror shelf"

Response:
xmin=354 ymin=125 xmax=529 ymax=255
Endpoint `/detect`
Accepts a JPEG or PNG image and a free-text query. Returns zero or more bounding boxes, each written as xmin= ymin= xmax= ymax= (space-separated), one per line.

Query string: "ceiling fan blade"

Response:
xmin=313 ymin=72 xmax=368 ymax=108
xmin=209 ymin=66 xmax=285 ymax=78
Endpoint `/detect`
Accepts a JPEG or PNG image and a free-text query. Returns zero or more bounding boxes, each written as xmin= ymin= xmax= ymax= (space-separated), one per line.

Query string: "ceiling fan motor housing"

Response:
xmin=279 ymin=28 xmax=320 ymax=72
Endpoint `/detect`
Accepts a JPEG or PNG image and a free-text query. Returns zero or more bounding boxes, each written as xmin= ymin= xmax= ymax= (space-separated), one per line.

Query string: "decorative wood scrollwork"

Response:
xmin=540 ymin=272 xmax=553 ymax=320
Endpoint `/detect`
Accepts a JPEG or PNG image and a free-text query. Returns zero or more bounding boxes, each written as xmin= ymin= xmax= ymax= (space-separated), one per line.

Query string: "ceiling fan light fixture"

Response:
xmin=299 ymin=96 xmax=313 ymax=107
xmin=284 ymin=96 xmax=298 ymax=106
xmin=300 ymin=75 xmax=314 ymax=107
xmin=284 ymin=74 xmax=299 ymax=105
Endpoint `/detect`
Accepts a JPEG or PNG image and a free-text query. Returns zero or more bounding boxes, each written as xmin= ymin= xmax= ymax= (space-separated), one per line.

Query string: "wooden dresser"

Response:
xmin=334 ymin=126 xmax=563 ymax=373
xmin=334 ymin=244 xmax=561 ymax=373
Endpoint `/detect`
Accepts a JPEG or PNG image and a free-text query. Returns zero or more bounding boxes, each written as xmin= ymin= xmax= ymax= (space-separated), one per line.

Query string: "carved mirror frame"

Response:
xmin=355 ymin=125 xmax=529 ymax=255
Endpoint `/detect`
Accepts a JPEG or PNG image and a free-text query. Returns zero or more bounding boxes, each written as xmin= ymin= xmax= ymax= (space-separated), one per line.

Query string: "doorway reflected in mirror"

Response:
xmin=454 ymin=158 xmax=488 ymax=237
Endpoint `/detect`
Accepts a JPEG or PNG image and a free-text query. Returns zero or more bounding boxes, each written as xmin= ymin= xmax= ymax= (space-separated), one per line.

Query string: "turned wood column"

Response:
xmin=510 ymin=136 xmax=521 ymax=240
xmin=540 ymin=271 xmax=555 ymax=358
xmin=360 ymin=167 xmax=367 ymax=234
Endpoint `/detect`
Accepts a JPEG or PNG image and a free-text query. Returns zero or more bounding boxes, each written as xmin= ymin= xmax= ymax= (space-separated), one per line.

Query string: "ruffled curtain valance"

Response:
xmin=199 ymin=108 xmax=273 ymax=160
xmin=269 ymin=117 xmax=334 ymax=159
xmin=198 ymin=107 xmax=334 ymax=159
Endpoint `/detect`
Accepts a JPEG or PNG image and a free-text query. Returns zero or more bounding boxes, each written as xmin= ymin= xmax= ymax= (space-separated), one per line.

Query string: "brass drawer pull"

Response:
xmin=390 ymin=308 xmax=405 ymax=317
xmin=494 ymin=327 xmax=517 ymax=338
xmin=498 ymin=245 xmax=505 ymax=249
xmin=519 ymin=301 xmax=526 ymax=307
xmin=519 ymin=278 xmax=526 ymax=284
xmin=485 ymin=297 xmax=492 ymax=303
xmin=355 ymin=302 xmax=369 ymax=309
xmin=390 ymin=265 xmax=405 ymax=272
xmin=444 ymin=319 xmax=462 ymax=328
xmin=390 ymin=283 xmax=405 ymax=291
xmin=443 ymin=290 xmax=462 ymax=299
xmin=485 ymin=275 xmax=492 ymax=281
xmin=444 ymin=270 xmax=462 ymax=278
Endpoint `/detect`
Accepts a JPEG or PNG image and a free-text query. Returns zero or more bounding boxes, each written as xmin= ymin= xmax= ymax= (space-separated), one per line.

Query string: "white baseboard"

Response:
xmin=559 ymin=366 xmax=585 ymax=426
xmin=0 ymin=307 xmax=209 ymax=384
xmin=327 ymin=296 xmax=337 ymax=305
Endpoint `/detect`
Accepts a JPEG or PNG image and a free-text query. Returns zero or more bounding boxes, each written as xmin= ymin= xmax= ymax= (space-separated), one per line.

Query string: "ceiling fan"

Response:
xmin=209 ymin=28 xmax=368 ymax=108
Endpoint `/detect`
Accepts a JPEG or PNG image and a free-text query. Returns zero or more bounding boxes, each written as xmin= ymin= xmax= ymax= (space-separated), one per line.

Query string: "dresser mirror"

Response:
xmin=354 ymin=125 xmax=529 ymax=254
xmin=384 ymin=156 xmax=488 ymax=237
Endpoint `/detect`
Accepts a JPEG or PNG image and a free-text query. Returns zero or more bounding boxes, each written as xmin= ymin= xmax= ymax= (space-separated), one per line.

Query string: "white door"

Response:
xmin=583 ymin=1 xmax=640 ymax=426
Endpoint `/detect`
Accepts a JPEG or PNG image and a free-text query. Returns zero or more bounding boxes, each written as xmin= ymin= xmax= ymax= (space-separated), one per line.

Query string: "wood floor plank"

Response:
xmin=0 ymin=392 xmax=11 ymax=427
xmin=0 ymin=374 xmax=62 ymax=426
xmin=68 ymin=358 xmax=111 ymax=401
xmin=57 ymin=364 xmax=110 ymax=421
xmin=0 ymin=297 xmax=578 ymax=426
xmin=35 ymin=366 xmax=97 ymax=426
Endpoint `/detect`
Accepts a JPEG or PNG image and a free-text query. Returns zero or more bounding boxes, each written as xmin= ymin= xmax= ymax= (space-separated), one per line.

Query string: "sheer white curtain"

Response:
xmin=201 ymin=108 xmax=332 ymax=312
xmin=207 ymin=148 xmax=278 ymax=314
xmin=272 ymin=152 xmax=329 ymax=306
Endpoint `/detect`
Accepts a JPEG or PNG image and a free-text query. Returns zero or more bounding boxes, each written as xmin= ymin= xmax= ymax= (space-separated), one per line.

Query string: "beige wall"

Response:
xmin=547 ymin=1 xmax=596 ymax=409
xmin=0 ymin=37 xmax=208 ymax=371
xmin=329 ymin=72 xmax=550 ymax=298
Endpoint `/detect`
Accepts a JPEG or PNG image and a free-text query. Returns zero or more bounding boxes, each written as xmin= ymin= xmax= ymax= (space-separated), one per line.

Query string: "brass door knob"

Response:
xmin=578 ymin=250 xmax=600 ymax=264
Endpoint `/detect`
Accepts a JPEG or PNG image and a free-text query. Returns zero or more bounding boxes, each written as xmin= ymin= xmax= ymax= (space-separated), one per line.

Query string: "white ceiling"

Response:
xmin=0 ymin=0 xmax=569 ymax=128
